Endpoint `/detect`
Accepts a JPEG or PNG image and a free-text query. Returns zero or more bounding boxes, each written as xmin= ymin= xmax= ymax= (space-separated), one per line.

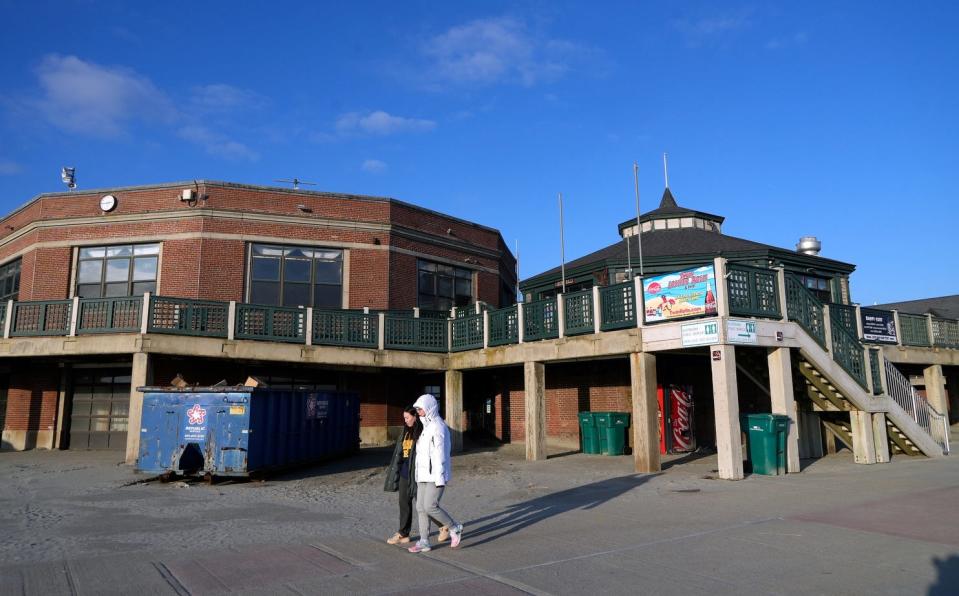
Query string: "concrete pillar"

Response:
xmin=630 ymin=352 xmax=660 ymax=473
xmin=823 ymin=421 xmax=837 ymax=455
xmin=872 ymin=413 xmax=890 ymax=463
xmin=53 ymin=365 xmax=70 ymax=449
xmin=923 ymin=364 xmax=948 ymax=417
xmin=124 ymin=352 xmax=154 ymax=465
xmin=710 ymin=344 xmax=744 ymax=479
xmin=850 ymin=410 xmax=877 ymax=464
xmin=767 ymin=347 xmax=801 ymax=473
xmin=445 ymin=369 xmax=464 ymax=454
xmin=524 ymin=361 xmax=547 ymax=461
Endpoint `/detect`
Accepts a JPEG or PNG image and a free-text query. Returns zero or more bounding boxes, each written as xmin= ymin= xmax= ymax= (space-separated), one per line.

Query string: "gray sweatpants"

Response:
xmin=416 ymin=482 xmax=457 ymax=543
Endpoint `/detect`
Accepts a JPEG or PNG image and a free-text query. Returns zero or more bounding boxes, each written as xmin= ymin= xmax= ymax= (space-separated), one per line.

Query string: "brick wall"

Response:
xmin=4 ymin=363 xmax=59 ymax=433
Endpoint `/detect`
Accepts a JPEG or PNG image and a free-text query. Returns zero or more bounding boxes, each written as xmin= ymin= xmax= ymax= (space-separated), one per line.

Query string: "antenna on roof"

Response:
xmin=662 ymin=153 xmax=669 ymax=188
xmin=634 ymin=162 xmax=644 ymax=277
xmin=61 ymin=167 xmax=76 ymax=191
xmin=274 ymin=178 xmax=316 ymax=190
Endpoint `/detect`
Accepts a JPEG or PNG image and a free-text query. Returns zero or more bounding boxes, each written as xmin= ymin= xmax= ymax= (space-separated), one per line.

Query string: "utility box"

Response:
xmin=136 ymin=386 xmax=359 ymax=478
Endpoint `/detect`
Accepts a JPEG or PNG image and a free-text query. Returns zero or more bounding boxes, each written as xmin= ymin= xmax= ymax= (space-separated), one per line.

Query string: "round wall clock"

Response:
xmin=99 ymin=195 xmax=117 ymax=212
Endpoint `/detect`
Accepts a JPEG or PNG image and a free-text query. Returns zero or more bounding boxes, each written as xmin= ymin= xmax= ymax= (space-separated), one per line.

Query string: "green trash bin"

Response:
xmin=578 ymin=412 xmax=600 ymax=454
xmin=594 ymin=412 xmax=611 ymax=454
xmin=741 ymin=414 xmax=790 ymax=475
xmin=604 ymin=412 xmax=630 ymax=456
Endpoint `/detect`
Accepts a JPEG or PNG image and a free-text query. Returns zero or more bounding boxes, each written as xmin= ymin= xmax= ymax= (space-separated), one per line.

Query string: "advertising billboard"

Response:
xmin=860 ymin=308 xmax=898 ymax=344
xmin=643 ymin=265 xmax=717 ymax=323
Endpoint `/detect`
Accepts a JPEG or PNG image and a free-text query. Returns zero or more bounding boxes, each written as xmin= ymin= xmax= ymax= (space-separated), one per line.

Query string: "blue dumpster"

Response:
xmin=136 ymin=386 xmax=360 ymax=477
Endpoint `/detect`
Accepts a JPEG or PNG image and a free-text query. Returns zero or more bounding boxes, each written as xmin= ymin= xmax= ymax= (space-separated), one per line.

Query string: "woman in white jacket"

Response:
xmin=408 ymin=393 xmax=463 ymax=552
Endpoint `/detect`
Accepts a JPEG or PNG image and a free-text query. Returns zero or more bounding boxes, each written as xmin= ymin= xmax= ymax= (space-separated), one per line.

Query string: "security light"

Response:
xmin=61 ymin=167 xmax=76 ymax=190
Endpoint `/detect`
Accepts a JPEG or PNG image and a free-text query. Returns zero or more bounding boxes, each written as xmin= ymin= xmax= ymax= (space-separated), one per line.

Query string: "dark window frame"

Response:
xmin=0 ymin=258 xmax=21 ymax=302
xmin=416 ymin=259 xmax=474 ymax=311
xmin=75 ymin=243 xmax=159 ymax=299
xmin=247 ymin=243 xmax=343 ymax=309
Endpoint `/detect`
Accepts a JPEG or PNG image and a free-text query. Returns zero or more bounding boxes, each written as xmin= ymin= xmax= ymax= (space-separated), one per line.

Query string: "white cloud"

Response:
xmin=335 ymin=110 xmax=436 ymax=136
xmin=361 ymin=159 xmax=388 ymax=173
xmin=177 ymin=126 xmax=258 ymax=161
xmin=672 ymin=13 xmax=751 ymax=47
xmin=0 ymin=160 xmax=22 ymax=175
xmin=33 ymin=54 xmax=175 ymax=138
xmin=420 ymin=17 xmax=599 ymax=87
xmin=190 ymin=84 xmax=265 ymax=112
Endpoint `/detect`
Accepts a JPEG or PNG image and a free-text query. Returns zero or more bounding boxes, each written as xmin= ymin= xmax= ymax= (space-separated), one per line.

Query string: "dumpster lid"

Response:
xmin=138 ymin=385 xmax=256 ymax=393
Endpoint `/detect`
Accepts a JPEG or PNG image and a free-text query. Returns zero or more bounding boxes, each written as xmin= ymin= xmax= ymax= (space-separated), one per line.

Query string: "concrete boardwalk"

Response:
xmin=1 ymin=435 xmax=958 ymax=595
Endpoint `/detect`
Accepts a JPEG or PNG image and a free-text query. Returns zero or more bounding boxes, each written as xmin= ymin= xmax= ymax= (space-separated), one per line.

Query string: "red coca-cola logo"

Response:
xmin=647 ymin=282 xmax=661 ymax=294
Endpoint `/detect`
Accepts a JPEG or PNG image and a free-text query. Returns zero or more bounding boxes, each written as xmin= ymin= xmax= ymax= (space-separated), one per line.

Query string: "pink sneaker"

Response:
xmin=408 ymin=542 xmax=432 ymax=553
xmin=449 ymin=524 xmax=464 ymax=549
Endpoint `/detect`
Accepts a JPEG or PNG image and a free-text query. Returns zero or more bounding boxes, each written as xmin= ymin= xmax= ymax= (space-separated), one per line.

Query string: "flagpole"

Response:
xmin=633 ymin=162 xmax=644 ymax=277
xmin=558 ymin=192 xmax=566 ymax=294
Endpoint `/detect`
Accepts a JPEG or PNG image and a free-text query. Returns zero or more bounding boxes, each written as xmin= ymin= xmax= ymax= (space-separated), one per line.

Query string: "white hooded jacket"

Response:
xmin=412 ymin=394 xmax=452 ymax=486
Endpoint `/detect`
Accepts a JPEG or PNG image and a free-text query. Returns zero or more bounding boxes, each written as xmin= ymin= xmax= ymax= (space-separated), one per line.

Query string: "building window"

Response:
xmin=249 ymin=244 xmax=343 ymax=308
xmin=798 ymin=274 xmax=832 ymax=303
xmin=0 ymin=259 xmax=20 ymax=301
xmin=76 ymin=244 xmax=159 ymax=298
xmin=417 ymin=260 xmax=473 ymax=311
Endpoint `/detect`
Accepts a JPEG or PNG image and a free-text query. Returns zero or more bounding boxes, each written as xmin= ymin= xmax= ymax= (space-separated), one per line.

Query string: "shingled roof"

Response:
xmin=617 ymin=188 xmax=724 ymax=234
xmin=871 ymin=295 xmax=959 ymax=319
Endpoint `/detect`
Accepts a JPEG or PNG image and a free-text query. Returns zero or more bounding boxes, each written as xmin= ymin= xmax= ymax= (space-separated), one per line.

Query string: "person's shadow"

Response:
xmin=929 ymin=554 xmax=959 ymax=595
xmin=461 ymin=474 xmax=653 ymax=547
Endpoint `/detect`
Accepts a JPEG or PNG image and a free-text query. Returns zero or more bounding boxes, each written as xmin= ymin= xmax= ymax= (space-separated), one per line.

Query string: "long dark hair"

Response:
xmin=403 ymin=405 xmax=423 ymax=442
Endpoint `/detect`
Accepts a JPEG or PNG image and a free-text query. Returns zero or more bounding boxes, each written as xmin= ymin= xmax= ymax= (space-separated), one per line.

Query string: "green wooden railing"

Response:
xmin=563 ymin=289 xmax=594 ymax=336
xmin=451 ymin=313 xmax=484 ymax=351
xmin=829 ymin=307 xmax=868 ymax=389
xmin=77 ymin=297 xmax=142 ymax=333
xmin=868 ymin=348 xmax=883 ymax=395
xmin=726 ymin=264 xmax=781 ymax=319
xmin=11 ymin=300 xmax=73 ymax=337
xmin=148 ymin=296 xmax=229 ymax=338
xmin=488 ymin=305 xmax=518 ymax=346
xmin=235 ymin=304 xmax=306 ymax=343
xmin=419 ymin=309 xmax=452 ymax=319
xmin=899 ymin=313 xmax=931 ymax=347
xmin=599 ymin=282 xmax=636 ymax=331
xmin=312 ymin=309 xmax=378 ymax=348
xmin=784 ymin=274 xmax=826 ymax=347
xmin=384 ymin=316 xmax=448 ymax=352
xmin=828 ymin=302 xmax=858 ymax=337
xmin=932 ymin=317 xmax=959 ymax=348
xmin=523 ymin=298 xmax=558 ymax=341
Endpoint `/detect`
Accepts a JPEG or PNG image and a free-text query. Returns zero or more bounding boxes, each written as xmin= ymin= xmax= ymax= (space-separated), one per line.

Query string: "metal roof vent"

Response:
xmin=796 ymin=236 xmax=822 ymax=256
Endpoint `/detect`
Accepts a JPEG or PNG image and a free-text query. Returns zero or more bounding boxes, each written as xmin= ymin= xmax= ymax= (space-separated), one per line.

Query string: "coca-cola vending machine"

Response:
xmin=668 ymin=384 xmax=696 ymax=453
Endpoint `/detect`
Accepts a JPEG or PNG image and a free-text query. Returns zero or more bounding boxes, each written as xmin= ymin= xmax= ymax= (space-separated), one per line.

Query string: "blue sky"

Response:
xmin=0 ymin=1 xmax=956 ymax=305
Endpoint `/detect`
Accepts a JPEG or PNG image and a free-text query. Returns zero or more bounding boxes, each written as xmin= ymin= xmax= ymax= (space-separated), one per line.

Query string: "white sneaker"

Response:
xmin=449 ymin=524 xmax=464 ymax=549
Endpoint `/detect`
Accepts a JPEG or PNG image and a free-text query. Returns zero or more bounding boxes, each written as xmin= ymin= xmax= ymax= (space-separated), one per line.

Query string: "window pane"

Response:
xmin=418 ymin=261 xmax=436 ymax=272
xmin=112 ymin=402 xmax=129 ymax=417
xmin=418 ymin=271 xmax=434 ymax=294
xmin=314 ymin=260 xmax=341 ymax=284
xmin=132 ymin=257 xmax=157 ymax=281
xmin=106 ymin=246 xmax=132 ymax=257
xmin=105 ymin=259 xmax=130 ymax=282
xmin=437 ymin=276 xmax=453 ymax=298
xmin=91 ymin=401 xmax=111 ymax=416
xmin=454 ymin=295 xmax=471 ymax=308
xmin=283 ymin=282 xmax=310 ymax=307
xmin=284 ymin=258 xmax=311 ymax=282
xmin=252 ymin=257 xmax=280 ymax=280
xmin=455 ymin=268 xmax=472 ymax=279
xmin=132 ymin=281 xmax=155 ymax=296
xmin=109 ymin=418 xmax=128 ymax=432
xmin=105 ymin=283 xmax=128 ymax=297
xmin=313 ymin=284 xmax=342 ymax=309
xmin=315 ymin=250 xmax=341 ymax=261
xmin=78 ymin=261 xmax=102 ymax=284
xmin=455 ymin=278 xmax=471 ymax=297
xmin=77 ymin=284 xmax=101 ymax=298
xmin=436 ymin=297 xmax=453 ymax=311
xmin=252 ymin=244 xmax=283 ymax=257
xmin=251 ymin=281 xmax=280 ymax=305
xmin=417 ymin=294 xmax=435 ymax=309
xmin=79 ymin=247 xmax=105 ymax=259
xmin=285 ymin=247 xmax=311 ymax=258
xmin=91 ymin=417 xmax=110 ymax=431
xmin=133 ymin=244 xmax=160 ymax=256
xmin=437 ymin=264 xmax=454 ymax=275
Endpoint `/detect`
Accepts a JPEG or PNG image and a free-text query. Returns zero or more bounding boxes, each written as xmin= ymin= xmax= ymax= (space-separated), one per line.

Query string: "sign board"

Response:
xmin=644 ymin=265 xmax=717 ymax=323
xmin=860 ymin=308 xmax=898 ymax=344
xmin=727 ymin=320 xmax=758 ymax=344
xmin=681 ymin=321 xmax=719 ymax=346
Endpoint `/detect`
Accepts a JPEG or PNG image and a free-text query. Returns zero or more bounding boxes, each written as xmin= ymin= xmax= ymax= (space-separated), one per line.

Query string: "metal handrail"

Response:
xmin=884 ymin=359 xmax=950 ymax=454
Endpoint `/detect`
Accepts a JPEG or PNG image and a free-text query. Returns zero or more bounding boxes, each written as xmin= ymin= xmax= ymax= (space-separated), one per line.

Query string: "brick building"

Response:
xmin=0 ymin=180 xmax=516 ymax=452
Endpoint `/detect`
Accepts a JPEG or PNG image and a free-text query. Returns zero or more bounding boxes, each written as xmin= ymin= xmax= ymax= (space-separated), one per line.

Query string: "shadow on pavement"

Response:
xmin=929 ymin=554 xmax=959 ymax=596
xmin=462 ymin=474 xmax=651 ymax=547
xmin=661 ymin=449 xmax=716 ymax=470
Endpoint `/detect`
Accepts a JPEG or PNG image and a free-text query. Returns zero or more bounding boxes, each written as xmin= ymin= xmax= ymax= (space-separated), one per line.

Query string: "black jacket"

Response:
xmin=384 ymin=431 xmax=417 ymax=497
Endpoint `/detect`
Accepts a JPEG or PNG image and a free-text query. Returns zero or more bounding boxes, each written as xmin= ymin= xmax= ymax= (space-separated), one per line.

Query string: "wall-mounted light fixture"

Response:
xmin=296 ymin=204 xmax=313 ymax=213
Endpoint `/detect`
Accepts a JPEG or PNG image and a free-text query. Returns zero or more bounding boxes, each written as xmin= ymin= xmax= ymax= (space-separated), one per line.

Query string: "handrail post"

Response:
xmin=557 ymin=293 xmax=566 ymax=338
xmin=863 ymin=347 xmax=874 ymax=394
xmin=378 ymin=312 xmax=386 ymax=350
xmin=305 ymin=307 xmax=313 ymax=346
xmin=483 ymin=310 xmax=490 ymax=349
xmin=3 ymin=299 xmax=13 ymax=338
xmin=475 ymin=302 xmax=481 ymax=315
xmin=227 ymin=301 xmax=237 ymax=340
xmin=633 ymin=275 xmax=644 ymax=329
xmin=823 ymin=304 xmax=833 ymax=354
xmin=447 ymin=318 xmax=453 ymax=351
xmin=776 ymin=267 xmax=788 ymax=323
xmin=68 ymin=296 xmax=80 ymax=337
xmin=140 ymin=293 xmax=150 ymax=334
xmin=854 ymin=305 xmax=865 ymax=341
xmin=878 ymin=353 xmax=889 ymax=396
xmin=892 ymin=309 xmax=902 ymax=347
xmin=592 ymin=286 xmax=601 ymax=333
xmin=414 ymin=307 xmax=420 ymax=318
xmin=926 ymin=314 xmax=936 ymax=347
xmin=517 ymin=302 xmax=525 ymax=343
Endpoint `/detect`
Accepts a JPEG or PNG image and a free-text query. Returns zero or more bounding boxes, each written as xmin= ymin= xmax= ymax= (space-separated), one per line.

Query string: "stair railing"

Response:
xmin=884 ymin=359 xmax=950 ymax=454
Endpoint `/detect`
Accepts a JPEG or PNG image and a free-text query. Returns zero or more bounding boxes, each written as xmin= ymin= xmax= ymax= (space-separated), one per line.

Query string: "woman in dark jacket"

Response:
xmin=384 ymin=406 xmax=448 ymax=544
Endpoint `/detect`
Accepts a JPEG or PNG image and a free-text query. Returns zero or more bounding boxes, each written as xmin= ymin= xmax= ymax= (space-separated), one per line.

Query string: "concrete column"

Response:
xmin=776 ymin=267 xmax=788 ymax=322
xmin=517 ymin=303 xmax=525 ymax=343
xmin=850 ymin=410 xmax=877 ymax=464
xmin=710 ymin=344 xmax=744 ymax=480
xmin=630 ymin=352 xmax=660 ymax=473
xmin=3 ymin=299 xmax=13 ymax=338
xmin=124 ymin=352 xmax=154 ymax=465
xmin=633 ymin=276 xmax=645 ymax=328
xmin=822 ymin=304 xmax=833 ymax=353
xmin=872 ymin=412 xmax=890 ymax=463
xmin=892 ymin=310 xmax=902 ymax=346
xmin=823 ymin=421 xmax=837 ymax=455
xmin=712 ymin=257 xmax=730 ymax=318
xmin=557 ymin=293 xmax=566 ymax=338
xmin=68 ymin=296 xmax=80 ymax=337
xmin=767 ymin=347 xmax=801 ymax=473
xmin=445 ymin=369 xmax=464 ymax=454
xmin=592 ymin=286 xmax=601 ymax=333
xmin=227 ymin=301 xmax=237 ymax=340
xmin=482 ymin=310 xmax=490 ymax=349
xmin=923 ymin=364 xmax=948 ymax=416
xmin=52 ymin=365 xmax=70 ymax=449
xmin=140 ymin=293 xmax=151 ymax=334
xmin=305 ymin=307 xmax=313 ymax=346
xmin=377 ymin=312 xmax=386 ymax=350
xmin=524 ymin=361 xmax=547 ymax=461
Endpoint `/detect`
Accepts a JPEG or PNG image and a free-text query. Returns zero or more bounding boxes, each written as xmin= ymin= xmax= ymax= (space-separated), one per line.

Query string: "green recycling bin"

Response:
xmin=578 ymin=412 xmax=600 ymax=454
xmin=740 ymin=414 xmax=790 ymax=475
xmin=595 ymin=412 xmax=631 ymax=456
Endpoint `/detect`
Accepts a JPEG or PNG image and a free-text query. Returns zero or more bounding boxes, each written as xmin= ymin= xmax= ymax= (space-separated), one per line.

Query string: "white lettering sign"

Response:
xmin=728 ymin=320 xmax=758 ymax=344
xmin=682 ymin=321 xmax=720 ymax=347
